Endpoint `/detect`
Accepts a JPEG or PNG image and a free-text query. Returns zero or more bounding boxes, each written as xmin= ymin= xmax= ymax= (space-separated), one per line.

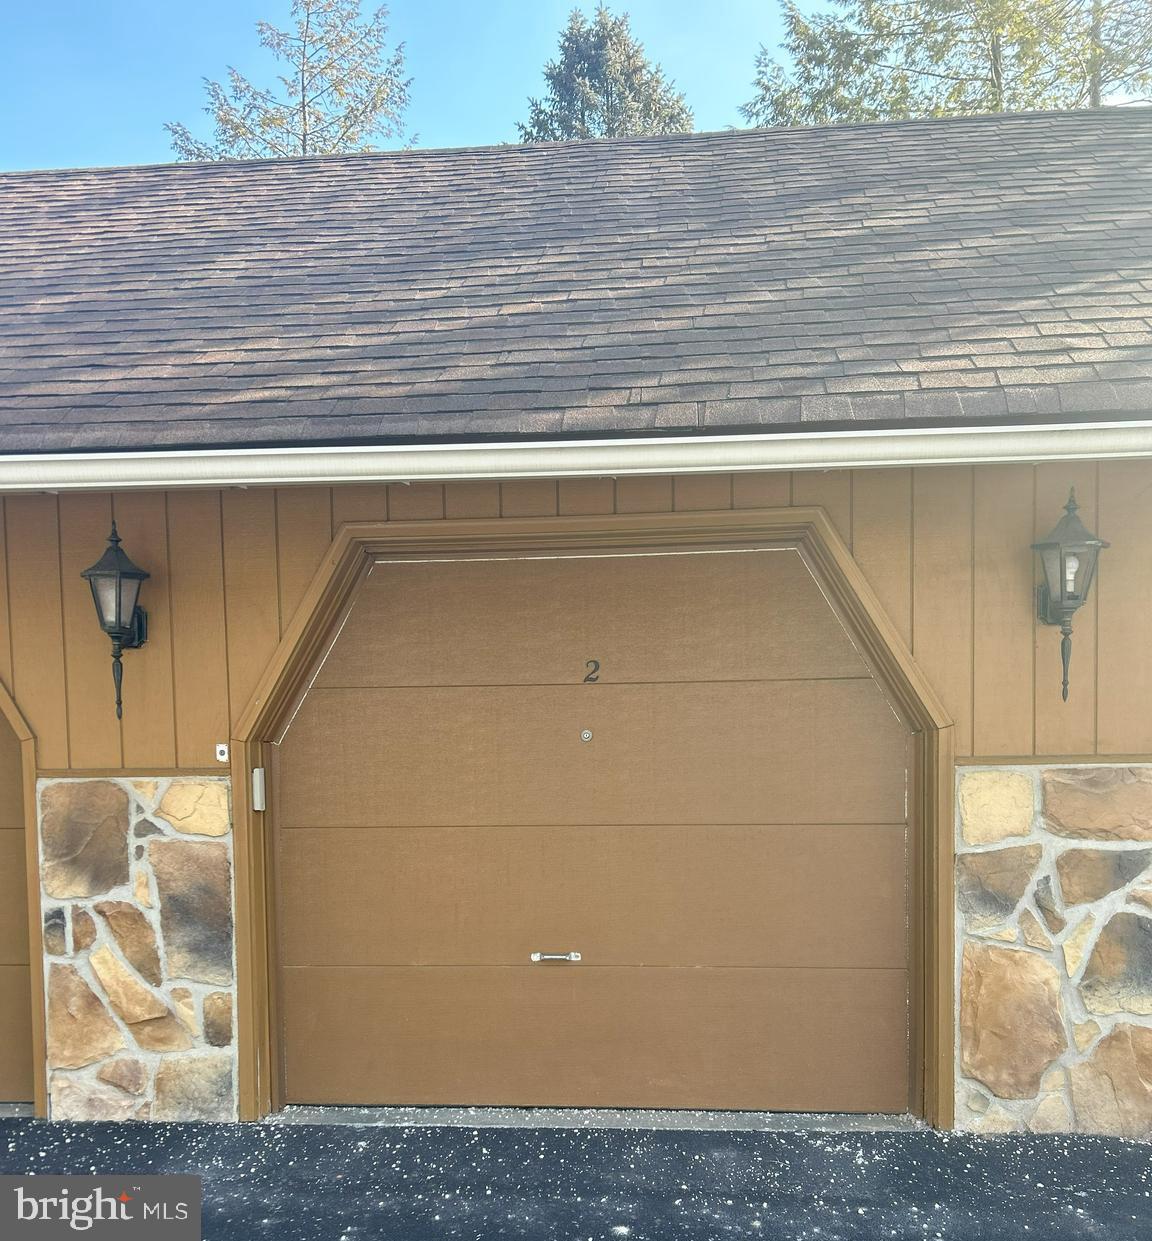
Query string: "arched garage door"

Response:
xmin=273 ymin=547 xmax=911 ymax=1112
xmin=0 ymin=716 xmax=31 ymax=1101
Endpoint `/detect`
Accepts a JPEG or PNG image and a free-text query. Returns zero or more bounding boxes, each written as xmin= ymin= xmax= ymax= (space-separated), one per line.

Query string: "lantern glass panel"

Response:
xmin=90 ymin=575 xmax=121 ymax=632
xmin=118 ymin=575 xmax=142 ymax=632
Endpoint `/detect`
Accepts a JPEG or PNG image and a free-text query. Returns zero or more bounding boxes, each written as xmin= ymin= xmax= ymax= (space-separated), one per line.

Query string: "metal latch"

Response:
xmin=251 ymin=767 xmax=267 ymax=812
xmin=530 ymin=951 xmax=582 ymax=962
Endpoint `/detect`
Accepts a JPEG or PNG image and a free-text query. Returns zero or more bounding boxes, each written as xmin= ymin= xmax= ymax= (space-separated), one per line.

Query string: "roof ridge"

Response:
xmin=1 ymin=105 xmax=1146 ymax=179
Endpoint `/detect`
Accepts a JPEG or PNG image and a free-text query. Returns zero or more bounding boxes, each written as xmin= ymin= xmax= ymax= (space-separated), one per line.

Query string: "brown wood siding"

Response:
xmin=1 ymin=461 xmax=1148 ymax=769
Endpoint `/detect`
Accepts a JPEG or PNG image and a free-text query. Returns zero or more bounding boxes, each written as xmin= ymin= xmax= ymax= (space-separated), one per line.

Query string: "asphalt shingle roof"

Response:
xmin=1 ymin=108 xmax=1150 ymax=453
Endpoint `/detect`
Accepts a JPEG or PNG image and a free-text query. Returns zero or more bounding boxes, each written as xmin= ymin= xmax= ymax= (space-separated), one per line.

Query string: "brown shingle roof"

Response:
xmin=1 ymin=108 xmax=1150 ymax=453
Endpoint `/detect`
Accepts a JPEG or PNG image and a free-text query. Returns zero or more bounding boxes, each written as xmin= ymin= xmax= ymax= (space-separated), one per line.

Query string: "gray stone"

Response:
xmin=41 ymin=781 xmax=129 ymax=899
xmin=153 ymin=1054 xmax=234 ymax=1122
xmin=151 ymin=839 xmax=233 ymax=985
xmin=43 ymin=907 xmax=67 ymax=956
xmin=1034 ymin=876 xmax=1066 ymax=935
xmin=1080 ymin=912 xmax=1152 ymax=1016
xmin=957 ymin=845 xmax=1041 ymax=931
xmin=1057 ymin=848 xmax=1152 ymax=905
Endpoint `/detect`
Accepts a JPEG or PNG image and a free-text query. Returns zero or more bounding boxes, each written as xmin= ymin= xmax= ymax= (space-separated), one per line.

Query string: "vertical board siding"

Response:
xmin=2 ymin=463 xmax=1151 ymax=773
xmin=851 ymin=470 xmax=913 ymax=647
xmin=168 ymin=492 xmax=231 ymax=768
xmin=792 ymin=472 xmax=852 ymax=546
xmin=57 ymin=493 xmax=121 ymax=769
xmin=113 ymin=492 xmax=177 ymax=769
xmin=1097 ymin=460 xmax=1152 ymax=754
xmin=972 ymin=465 xmax=1036 ymax=756
xmin=911 ymin=467 xmax=974 ymax=757
xmin=275 ymin=488 xmax=334 ymax=634
xmin=222 ymin=489 xmax=282 ymax=729
xmin=6 ymin=497 xmax=69 ymax=769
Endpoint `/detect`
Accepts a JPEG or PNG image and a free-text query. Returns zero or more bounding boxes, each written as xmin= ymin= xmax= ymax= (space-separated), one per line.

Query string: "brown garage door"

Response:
xmin=274 ymin=548 xmax=911 ymax=1112
xmin=0 ymin=717 xmax=31 ymax=1101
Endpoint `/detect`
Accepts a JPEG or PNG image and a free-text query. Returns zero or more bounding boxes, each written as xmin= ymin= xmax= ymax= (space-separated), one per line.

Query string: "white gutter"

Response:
xmin=1 ymin=418 xmax=1151 ymax=492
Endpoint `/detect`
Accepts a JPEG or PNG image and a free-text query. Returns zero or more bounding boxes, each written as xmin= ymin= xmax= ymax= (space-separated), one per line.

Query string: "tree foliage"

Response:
xmin=166 ymin=0 xmax=410 ymax=160
xmin=518 ymin=5 xmax=693 ymax=142
xmin=741 ymin=0 xmax=1152 ymax=127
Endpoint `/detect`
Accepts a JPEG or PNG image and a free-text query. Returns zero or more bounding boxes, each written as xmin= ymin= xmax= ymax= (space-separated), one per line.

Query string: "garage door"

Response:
xmin=0 ymin=718 xmax=31 ymax=1101
xmin=274 ymin=548 xmax=911 ymax=1112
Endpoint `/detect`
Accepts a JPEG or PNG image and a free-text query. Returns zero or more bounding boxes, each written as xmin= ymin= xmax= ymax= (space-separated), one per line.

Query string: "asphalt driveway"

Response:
xmin=1 ymin=1118 xmax=1149 ymax=1239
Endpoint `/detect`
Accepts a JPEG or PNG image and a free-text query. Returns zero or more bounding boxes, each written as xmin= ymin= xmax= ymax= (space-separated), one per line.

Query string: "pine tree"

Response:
xmin=519 ymin=5 xmax=693 ymax=142
xmin=166 ymin=0 xmax=410 ymax=161
xmin=741 ymin=0 xmax=1152 ymax=127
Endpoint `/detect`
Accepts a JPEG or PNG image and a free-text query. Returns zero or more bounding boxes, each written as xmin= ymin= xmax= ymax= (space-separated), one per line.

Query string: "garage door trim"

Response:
xmin=230 ymin=506 xmax=955 ymax=1127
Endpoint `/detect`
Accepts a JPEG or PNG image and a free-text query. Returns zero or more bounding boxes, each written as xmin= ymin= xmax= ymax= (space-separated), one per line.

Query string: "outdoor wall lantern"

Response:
xmin=80 ymin=522 xmax=149 ymax=720
xmin=1032 ymin=489 xmax=1108 ymax=703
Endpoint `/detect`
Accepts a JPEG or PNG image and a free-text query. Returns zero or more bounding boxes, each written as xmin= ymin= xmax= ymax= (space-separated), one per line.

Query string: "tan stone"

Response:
xmin=94 ymin=901 xmax=162 ymax=985
xmin=977 ymin=926 xmax=1018 ymax=942
xmin=89 ymin=945 xmax=168 ymax=1025
xmin=131 ymin=1015 xmax=193 ymax=1053
xmin=1129 ymin=887 xmax=1152 ymax=912
xmin=959 ymin=770 xmax=1035 ymax=845
xmin=41 ymin=781 xmax=130 ymax=898
xmin=1034 ymin=876 xmax=1066 ymax=935
xmin=153 ymin=1054 xmax=235 ymax=1122
xmin=1056 ymin=847 xmax=1152 ymax=905
xmin=157 ymin=781 xmax=230 ymax=838
xmin=1080 ymin=911 xmax=1152 ymax=1016
xmin=1074 ymin=1019 xmax=1101 ymax=1052
xmin=132 ymin=780 xmax=159 ymax=804
xmin=968 ymin=1102 xmax=1021 ymax=1133
xmin=50 ymin=1074 xmax=146 ymax=1122
xmin=1029 ymin=1094 xmax=1073 ymax=1133
xmin=203 ymin=992 xmax=233 ymax=1047
xmin=170 ymin=986 xmax=198 ymax=1034
xmin=960 ymin=942 xmax=1066 ymax=1099
xmin=42 ymin=907 xmax=67 ymax=956
xmin=1043 ymin=767 xmax=1152 ymax=841
xmin=1062 ymin=915 xmax=1096 ymax=977
xmin=134 ymin=869 xmax=152 ymax=908
xmin=152 ymin=839 xmax=233 ymax=984
xmin=46 ymin=964 xmax=124 ymax=1069
xmin=957 ymin=845 xmax=1041 ymax=931
xmin=96 ymin=1058 xmax=147 ymax=1096
xmin=1041 ymin=1066 xmax=1067 ymax=1092
xmin=71 ymin=908 xmax=96 ymax=951
xmin=1069 ymin=1023 xmax=1152 ymax=1138
xmin=1020 ymin=909 xmax=1052 ymax=950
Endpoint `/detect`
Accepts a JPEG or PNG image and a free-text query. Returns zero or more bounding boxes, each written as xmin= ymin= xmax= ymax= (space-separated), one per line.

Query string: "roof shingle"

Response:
xmin=1 ymin=108 xmax=1150 ymax=453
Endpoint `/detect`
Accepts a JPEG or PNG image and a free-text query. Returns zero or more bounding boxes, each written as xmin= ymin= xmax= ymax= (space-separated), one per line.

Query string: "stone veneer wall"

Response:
xmin=956 ymin=765 xmax=1152 ymax=1138
xmin=38 ymin=777 xmax=236 ymax=1122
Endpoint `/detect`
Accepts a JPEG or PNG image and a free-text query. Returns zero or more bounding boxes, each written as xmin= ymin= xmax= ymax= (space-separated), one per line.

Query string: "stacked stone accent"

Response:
xmin=956 ymin=765 xmax=1152 ymax=1138
xmin=38 ymin=777 xmax=236 ymax=1122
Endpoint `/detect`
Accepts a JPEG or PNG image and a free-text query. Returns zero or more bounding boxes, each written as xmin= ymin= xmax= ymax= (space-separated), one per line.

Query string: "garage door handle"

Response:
xmin=530 ymin=951 xmax=582 ymax=962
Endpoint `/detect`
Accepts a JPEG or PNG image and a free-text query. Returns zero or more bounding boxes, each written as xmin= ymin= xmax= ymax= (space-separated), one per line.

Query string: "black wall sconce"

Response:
xmin=80 ymin=523 xmax=149 ymax=719
xmin=1032 ymin=489 xmax=1108 ymax=703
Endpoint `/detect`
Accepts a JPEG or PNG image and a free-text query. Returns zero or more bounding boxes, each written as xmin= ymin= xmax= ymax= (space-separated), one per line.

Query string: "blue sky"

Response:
xmin=1 ymin=1 xmax=782 ymax=171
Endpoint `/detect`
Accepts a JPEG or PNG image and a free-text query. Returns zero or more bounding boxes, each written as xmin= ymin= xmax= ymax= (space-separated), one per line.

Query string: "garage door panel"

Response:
xmin=279 ymin=680 xmax=906 ymax=827
xmin=281 ymin=965 xmax=909 ymax=1112
xmin=315 ymin=551 xmax=867 ymax=688
xmin=0 ymin=831 xmax=28 ymax=962
xmin=279 ymin=824 xmax=907 ymax=969
xmin=0 ymin=966 xmax=33 ymax=1102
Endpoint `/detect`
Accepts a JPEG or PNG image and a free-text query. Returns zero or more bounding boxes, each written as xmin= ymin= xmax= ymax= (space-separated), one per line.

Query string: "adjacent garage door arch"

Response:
xmin=233 ymin=506 xmax=954 ymax=1126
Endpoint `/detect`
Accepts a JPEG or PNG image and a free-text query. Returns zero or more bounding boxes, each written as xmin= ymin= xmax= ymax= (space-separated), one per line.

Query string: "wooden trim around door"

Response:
xmin=231 ymin=508 xmax=956 ymax=1126
xmin=0 ymin=681 xmax=46 ymax=1116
